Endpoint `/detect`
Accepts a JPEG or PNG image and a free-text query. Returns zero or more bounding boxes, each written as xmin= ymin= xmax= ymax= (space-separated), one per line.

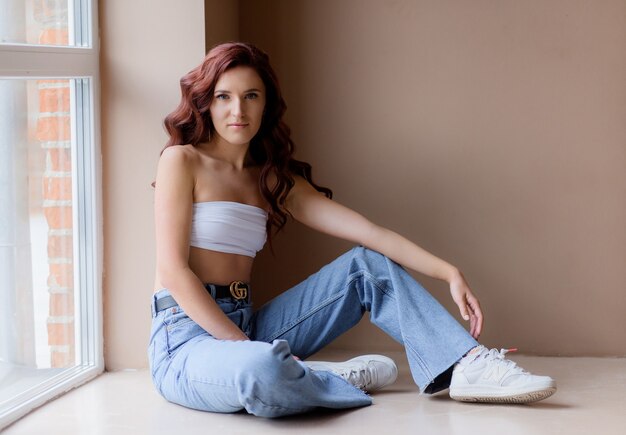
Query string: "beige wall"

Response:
xmin=241 ymin=0 xmax=626 ymax=357
xmin=100 ymin=1 xmax=206 ymax=370
xmin=205 ymin=0 xmax=239 ymax=50
xmin=102 ymin=0 xmax=625 ymax=369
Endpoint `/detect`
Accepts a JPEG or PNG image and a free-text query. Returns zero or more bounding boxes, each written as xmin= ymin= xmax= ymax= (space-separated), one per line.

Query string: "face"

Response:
xmin=209 ymin=66 xmax=266 ymax=147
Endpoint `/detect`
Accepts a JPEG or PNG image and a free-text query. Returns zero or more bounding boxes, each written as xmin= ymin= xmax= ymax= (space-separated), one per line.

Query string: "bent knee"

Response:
xmin=235 ymin=341 xmax=307 ymax=414
xmin=237 ymin=340 xmax=304 ymax=384
xmin=239 ymin=342 xmax=305 ymax=389
xmin=350 ymin=245 xmax=387 ymax=264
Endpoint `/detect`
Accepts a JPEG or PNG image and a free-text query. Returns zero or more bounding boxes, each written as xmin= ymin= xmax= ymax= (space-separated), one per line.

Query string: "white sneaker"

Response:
xmin=449 ymin=346 xmax=557 ymax=404
xmin=304 ymin=354 xmax=398 ymax=392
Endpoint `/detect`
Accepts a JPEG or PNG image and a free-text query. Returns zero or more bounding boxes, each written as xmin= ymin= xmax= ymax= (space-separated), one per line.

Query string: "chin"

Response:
xmin=225 ymin=137 xmax=255 ymax=146
xmin=214 ymin=127 xmax=260 ymax=146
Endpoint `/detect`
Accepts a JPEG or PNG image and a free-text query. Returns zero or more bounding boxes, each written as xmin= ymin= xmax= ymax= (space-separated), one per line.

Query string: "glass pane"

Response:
xmin=0 ymin=78 xmax=79 ymax=407
xmin=0 ymin=0 xmax=74 ymax=46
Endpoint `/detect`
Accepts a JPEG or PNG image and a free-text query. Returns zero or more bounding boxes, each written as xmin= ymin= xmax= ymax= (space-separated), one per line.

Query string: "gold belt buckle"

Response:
xmin=229 ymin=281 xmax=248 ymax=300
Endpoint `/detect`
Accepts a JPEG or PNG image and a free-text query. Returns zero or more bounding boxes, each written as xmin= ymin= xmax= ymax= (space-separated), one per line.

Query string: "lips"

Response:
xmin=228 ymin=123 xmax=248 ymax=127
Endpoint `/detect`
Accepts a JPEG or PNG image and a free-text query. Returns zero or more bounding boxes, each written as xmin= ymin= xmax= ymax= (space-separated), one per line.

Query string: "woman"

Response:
xmin=149 ymin=42 xmax=556 ymax=418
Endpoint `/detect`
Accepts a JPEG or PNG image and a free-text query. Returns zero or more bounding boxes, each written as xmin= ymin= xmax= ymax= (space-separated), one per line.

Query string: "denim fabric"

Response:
xmin=148 ymin=246 xmax=477 ymax=417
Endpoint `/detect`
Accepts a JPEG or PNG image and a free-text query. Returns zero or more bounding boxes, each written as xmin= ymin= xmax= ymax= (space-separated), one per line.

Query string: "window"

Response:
xmin=0 ymin=0 xmax=101 ymax=428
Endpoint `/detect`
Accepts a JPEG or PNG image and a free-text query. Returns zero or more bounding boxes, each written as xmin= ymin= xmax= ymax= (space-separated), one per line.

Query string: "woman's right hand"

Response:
xmin=155 ymin=146 xmax=250 ymax=341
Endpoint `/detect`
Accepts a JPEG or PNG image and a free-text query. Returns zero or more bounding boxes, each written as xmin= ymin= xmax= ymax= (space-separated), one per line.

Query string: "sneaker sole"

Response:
xmin=450 ymin=386 xmax=557 ymax=404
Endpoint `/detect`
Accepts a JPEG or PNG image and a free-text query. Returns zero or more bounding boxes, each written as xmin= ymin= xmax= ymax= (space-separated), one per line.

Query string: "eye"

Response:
xmin=215 ymin=94 xmax=229 ymax=100
xmin=245 ymin=93 xmax=259 ymax=100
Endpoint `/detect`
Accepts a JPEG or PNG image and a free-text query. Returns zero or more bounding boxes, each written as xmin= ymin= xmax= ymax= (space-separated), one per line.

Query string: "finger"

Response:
xmin=474 ymin=315 xmax=481 ymax=339
xmin=458 ymin=300 xmax=470 ymax=321
xmin=471 ymin=311 xmax=480 ymax=338
xmin=469 ymin=298 xmax=483 ymax=337
xmin=469 ymin=311 xmax=477 ymax=338
xmin=464 ymin=298 xmax=479 ymax=338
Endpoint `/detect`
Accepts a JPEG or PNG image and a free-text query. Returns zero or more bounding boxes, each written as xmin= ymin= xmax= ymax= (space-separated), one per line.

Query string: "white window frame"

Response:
xmin=0 ymin=0 xmax=102 ymax=428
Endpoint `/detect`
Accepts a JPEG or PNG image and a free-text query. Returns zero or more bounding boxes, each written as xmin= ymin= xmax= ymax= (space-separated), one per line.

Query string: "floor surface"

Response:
xmin=4 ymin=350 xmax=626 ymax=435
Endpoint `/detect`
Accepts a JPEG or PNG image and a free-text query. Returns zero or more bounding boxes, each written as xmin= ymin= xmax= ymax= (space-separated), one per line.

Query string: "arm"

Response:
xmin=285 ymin=176 xmax=483 ymax=338
xmin=154 ymin=146 xmax=248 ymax=341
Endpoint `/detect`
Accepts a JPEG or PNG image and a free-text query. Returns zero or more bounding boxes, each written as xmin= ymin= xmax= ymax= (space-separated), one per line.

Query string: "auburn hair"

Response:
xmin=161 ymin=42 xmax=332 ymax=245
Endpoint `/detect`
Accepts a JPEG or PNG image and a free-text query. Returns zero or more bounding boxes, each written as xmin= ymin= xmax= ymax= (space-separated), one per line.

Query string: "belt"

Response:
xmin=154 ymin=281 xmax=250 ymax=314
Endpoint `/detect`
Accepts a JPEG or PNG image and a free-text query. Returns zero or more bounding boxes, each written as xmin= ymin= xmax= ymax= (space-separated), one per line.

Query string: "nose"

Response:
xmin=231 ymin=97 xmax=244 ymax=118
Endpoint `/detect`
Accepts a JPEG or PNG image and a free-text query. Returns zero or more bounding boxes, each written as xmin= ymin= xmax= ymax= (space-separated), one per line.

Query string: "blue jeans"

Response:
xmin=148 ymin=246 xmax=477 ymax=418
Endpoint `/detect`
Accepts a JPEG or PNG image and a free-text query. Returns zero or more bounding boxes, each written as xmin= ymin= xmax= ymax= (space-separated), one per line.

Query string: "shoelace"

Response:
xmin=479 ymin=347 xmax=528 ymax=378
xmin=340 ymin=364 xmax=372 ymax=390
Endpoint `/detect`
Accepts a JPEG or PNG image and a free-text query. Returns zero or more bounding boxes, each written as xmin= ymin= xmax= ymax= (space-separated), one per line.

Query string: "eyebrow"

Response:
xmin=214 ymin=88 xmax=263 ymax=94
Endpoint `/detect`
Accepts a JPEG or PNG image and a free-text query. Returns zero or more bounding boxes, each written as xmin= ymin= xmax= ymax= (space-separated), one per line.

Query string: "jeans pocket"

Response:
xmin=164 ymin=308 xmax=205 ymax=355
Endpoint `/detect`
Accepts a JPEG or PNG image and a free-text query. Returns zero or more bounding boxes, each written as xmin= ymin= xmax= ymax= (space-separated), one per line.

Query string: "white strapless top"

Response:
xmin=189 ymin=201 xmax=268 ymax=258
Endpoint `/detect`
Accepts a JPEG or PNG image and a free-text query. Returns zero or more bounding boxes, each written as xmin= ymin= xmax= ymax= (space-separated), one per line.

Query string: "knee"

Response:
xmin=351 ymin=245 xmax=384 ymax=259
xmin=235 ymin=340 xmax=306 ymax=417
xmin=236 ymin=340 xmax=304 ymax=386
xmin=350 ymin=245 xmax=388 ymax=270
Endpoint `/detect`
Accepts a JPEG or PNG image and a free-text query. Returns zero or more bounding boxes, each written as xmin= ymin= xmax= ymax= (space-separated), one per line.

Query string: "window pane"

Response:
xmin=0 ymin=0 xmax=78 ymax=47
xmin=0 ymin=78 xmax=82 ymax=409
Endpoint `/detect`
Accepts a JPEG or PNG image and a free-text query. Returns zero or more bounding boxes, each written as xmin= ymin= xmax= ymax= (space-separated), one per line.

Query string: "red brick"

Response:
xmin=47 ymin=321 xmax=75 ymax=346
xmin=49 ymin=293 xmax=74 ymax=317
xmin=43 ymin=176 xmax=72 ymax=200
xmin=51 ymin=349 xmax=74 ymax=368
xmin=38 ymin=28 xmax=69 ymax=45
xmin=48 ymin=235 xmax=73 ymax=258
xmin=39 ymin=87 xmax=70 ymax=113
xmin=36 ymin=116 xmax=71 ymax=141
xmin=44 ymin=206 xmax=73 ymax=229
xmin=47 ymin=263 xmax=74 ymax=288
xmin=47 ymin=149 xmax=72 ymax=172
xmin=43 ymin=176 xmax=72 ymax=201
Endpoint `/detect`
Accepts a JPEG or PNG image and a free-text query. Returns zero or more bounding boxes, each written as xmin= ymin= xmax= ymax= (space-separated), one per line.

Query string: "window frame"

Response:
xmin=0 ymin=0 xmax=102 ymax=428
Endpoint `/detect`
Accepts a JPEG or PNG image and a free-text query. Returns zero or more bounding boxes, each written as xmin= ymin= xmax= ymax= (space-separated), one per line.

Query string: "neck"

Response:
xmin=201 ymin=137 xmax=250 ymax=170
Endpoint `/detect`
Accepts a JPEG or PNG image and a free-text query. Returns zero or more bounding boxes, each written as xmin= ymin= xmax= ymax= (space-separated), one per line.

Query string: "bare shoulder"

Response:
xmin=156 ymin=145 xmax=200 ymax=189
xmin=283 ymin=174 xmax=319 ymax=210
xmin=158 ymin=145 xmax=203 ymax=174
xmin=291 ymin=174 xmax=315 ymax=192
xmin=159 ymin=144 xmax=200 ymax=165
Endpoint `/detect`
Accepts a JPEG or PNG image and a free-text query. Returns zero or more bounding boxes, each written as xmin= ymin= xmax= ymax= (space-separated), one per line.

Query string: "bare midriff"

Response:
xmin=153 ymin=246 xmax=254 ymax=293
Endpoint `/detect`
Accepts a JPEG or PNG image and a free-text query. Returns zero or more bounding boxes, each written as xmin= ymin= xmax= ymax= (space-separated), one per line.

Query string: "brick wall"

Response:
xmin=36 ymin=1 xmax=73 ymax=368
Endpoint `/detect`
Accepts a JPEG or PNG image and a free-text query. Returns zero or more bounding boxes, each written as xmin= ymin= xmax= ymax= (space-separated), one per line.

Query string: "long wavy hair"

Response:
xmin=162 ymin=42 xmax=332 ymax=245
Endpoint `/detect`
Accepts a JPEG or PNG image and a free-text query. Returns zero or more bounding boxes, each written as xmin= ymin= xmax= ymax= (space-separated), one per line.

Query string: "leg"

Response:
xmin=148 ymin=291 xmax=370 ymax=418
xmin=250 ymin=246 xmax=478 ymax=392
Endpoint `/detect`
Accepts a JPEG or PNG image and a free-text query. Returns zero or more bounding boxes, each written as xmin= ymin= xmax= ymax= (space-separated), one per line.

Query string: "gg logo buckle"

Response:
xmin=229 ymin=281 xmax=248 ymax=300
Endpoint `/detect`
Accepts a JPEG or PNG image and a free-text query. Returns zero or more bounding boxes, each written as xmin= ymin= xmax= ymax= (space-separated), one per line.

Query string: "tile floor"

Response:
xmin=4 ymin=350 xmax=626 ymax=435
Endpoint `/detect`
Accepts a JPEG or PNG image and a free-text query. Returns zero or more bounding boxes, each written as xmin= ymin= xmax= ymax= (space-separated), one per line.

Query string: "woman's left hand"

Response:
xmin=449 ymin=271 xmax=483 ymax=339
